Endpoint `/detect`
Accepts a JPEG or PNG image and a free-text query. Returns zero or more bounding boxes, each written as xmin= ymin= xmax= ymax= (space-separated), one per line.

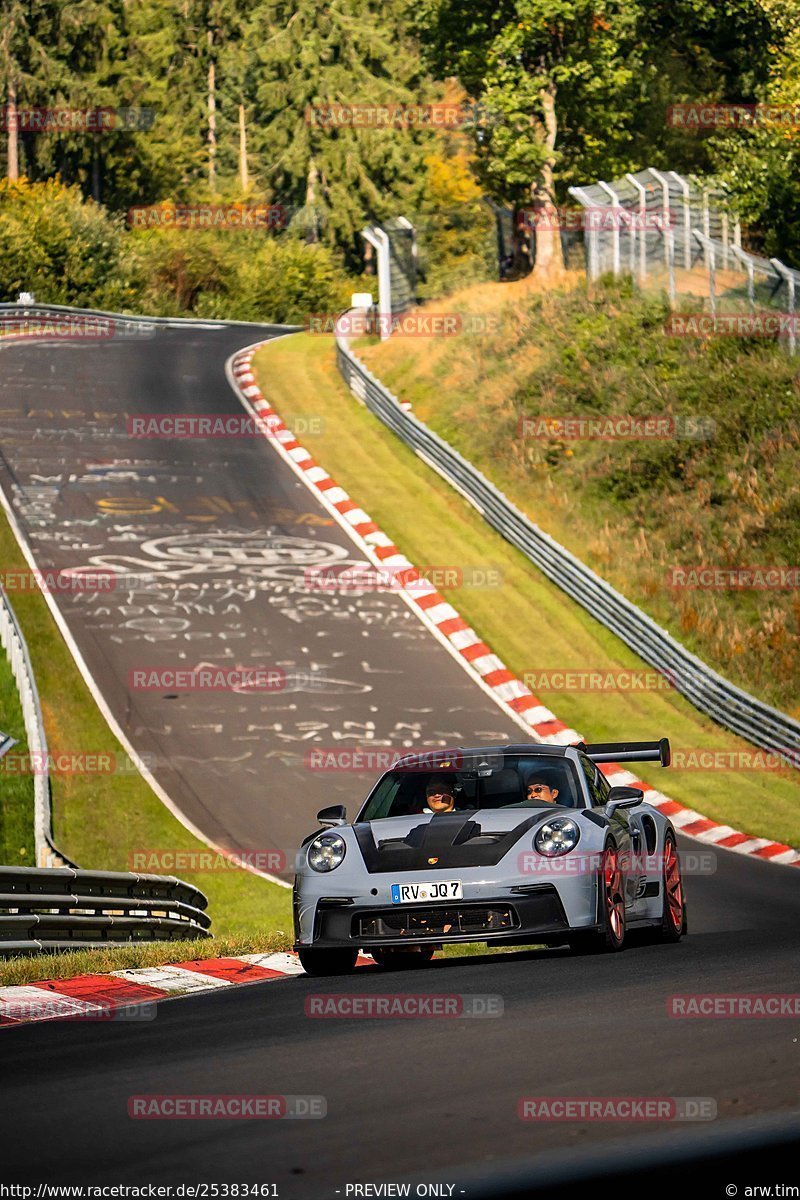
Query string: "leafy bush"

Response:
xmin=0 ymin=180 xmax=360 ymax=324
xmin=0 ymin=178 xmax=124 ymax=307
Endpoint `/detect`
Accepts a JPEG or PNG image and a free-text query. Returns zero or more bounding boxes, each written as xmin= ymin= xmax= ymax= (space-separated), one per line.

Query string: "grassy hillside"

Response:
xmin=359 ymin=276 xmax=800 ymax=718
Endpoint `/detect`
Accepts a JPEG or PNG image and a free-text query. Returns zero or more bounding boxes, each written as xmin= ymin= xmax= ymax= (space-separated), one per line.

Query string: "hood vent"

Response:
xmin=354 ymin=812 xmax=544 ymax=874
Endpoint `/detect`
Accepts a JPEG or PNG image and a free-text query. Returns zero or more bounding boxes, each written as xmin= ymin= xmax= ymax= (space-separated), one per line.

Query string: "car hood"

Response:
xmin=352 ymin=807 xmax=575 ymax=874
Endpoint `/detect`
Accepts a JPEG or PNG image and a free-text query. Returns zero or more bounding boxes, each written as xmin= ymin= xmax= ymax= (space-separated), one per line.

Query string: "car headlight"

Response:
xmin=307 ymin=832 xmax=347 ymax=873
xmin=534 ymin=817 xmax=580 ymax=857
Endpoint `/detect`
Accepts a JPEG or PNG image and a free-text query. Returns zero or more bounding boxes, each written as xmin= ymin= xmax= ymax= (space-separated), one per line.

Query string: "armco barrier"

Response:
xmin=335 ymin=326 xmax=800 ymax=767
xmin=0 ymin=584 xmax=69 ymax=868
xmin=0 ymin=866 xmax=210 ymax=954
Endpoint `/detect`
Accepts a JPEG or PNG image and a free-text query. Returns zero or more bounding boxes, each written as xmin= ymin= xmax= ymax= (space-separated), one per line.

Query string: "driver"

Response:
xmin=525 ymin=772 xmax=561 ymax=805
xmin=422 ymin=776 xmax=458 ymax=814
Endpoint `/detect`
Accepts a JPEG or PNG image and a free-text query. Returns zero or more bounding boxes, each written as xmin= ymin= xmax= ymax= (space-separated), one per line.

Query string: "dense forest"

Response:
xmin=0 ymin=0 xmax=798 ymax=315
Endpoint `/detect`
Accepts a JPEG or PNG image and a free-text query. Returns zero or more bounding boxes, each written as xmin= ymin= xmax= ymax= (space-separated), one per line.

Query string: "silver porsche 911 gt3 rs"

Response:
xmin=293 ymin=739 xmax=686 ymax=974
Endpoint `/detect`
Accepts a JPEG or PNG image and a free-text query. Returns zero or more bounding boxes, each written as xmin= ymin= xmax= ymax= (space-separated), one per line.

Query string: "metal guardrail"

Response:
xmin=0 ymin=866 xmax=210 ymax=954
xmin=0 ymin=299 xmax=300 ymax=331
xmin=335 ymin=329 xmax=800 ymax=767
xmin=0 ymin=585 xmax=70 ymax=868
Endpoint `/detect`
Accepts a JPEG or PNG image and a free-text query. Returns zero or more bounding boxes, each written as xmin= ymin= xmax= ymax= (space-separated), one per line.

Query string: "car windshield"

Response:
xmin=357 ymin=753 xmax=581 ymax=821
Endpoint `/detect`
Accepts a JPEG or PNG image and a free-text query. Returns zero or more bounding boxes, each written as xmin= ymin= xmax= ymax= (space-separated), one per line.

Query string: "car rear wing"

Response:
xmin=579 ymin=738 xmax=671 ymax=767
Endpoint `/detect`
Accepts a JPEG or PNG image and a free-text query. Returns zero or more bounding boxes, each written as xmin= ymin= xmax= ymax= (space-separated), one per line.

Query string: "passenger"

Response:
xmin=422 ymin=776 xmax=458 ymax=814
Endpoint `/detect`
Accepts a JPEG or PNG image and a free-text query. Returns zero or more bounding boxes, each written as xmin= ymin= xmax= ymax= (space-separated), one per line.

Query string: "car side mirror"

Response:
xmin=317 ymin=804 xmax=347 ymax=828
xmin=605 ymin=786 xmax=644 ymax=818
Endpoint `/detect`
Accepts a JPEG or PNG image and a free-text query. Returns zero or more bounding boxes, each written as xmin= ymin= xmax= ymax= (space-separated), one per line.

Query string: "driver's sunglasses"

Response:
xmin=527 ymin=785 xmax=550 ymax=794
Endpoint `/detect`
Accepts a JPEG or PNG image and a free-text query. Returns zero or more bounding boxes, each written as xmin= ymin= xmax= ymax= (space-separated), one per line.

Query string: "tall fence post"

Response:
xmin=731 ymin=245 xmax=756 ymax=309
xmin=361 ymin=225 xmax=392 ymax=340
xmin=597 ymin=181 xmax=621 ymax=277
xmin=649 ymin=169 xmax=674 ymax=283
xmin=625 ymin=173 xmax=648 ymax=285
xmin=396 ymin=216 xmax=418 ymax=298
xmin=568 ymin=185 xmax=601 ymax=280
xmin=669 ymin=171 xmax=692 ymax=270
xmin=694 ymin=231 xmax=717 ymax=316
xmin=770 ymin=258 xmax=797 ymax=356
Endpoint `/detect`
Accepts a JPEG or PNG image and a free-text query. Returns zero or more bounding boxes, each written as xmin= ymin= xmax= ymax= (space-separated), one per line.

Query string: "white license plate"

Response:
xmin=391 ymin=880 xmax=463 ymax=904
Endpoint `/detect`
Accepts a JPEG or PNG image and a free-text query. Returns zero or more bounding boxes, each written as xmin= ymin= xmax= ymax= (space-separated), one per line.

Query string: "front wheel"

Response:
xmin=370 ymin=946 xmax=435 ymax=970
xmin=297 ymin=948 xmax=358 ymax=976
xmin=569 ymin=844 xmax=626 ymax=954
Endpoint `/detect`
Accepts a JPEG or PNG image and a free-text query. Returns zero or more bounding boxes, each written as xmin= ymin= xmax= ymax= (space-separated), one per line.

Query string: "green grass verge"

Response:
xmin=0 ymin=515 xmax=292 ymax=941
xmin=252 ymin=333 xmax=800 ymax=848
xmin=0 ymin=932 xmax=290 ymax=988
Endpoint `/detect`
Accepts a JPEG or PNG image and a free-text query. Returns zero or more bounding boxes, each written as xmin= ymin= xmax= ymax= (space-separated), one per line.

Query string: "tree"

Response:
xmin=243 ymin=0 xmax=433 ymax=260
xmin=709 ymin=1 xmax=800 ymax=261
xmin=417 ymin=0 xmax=776 ymax=274
xmin=0 ymin=0 xmax=67 ymax=180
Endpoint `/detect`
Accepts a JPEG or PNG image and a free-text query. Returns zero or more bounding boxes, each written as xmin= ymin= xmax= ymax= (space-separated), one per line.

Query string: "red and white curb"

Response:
xmin=227 ymin=343 xmax=800 ymax=870
xmin=0 ymin=952 xmax=375 ymax=1027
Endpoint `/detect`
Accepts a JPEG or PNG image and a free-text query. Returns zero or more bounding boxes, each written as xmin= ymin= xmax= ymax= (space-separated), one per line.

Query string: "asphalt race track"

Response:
xmin=0 ymin=316 xmax=524 ymax=870
xmin=2 ymin=842 xmax=799 ymax=1191
xmin=0 ymin=314 xmax=798 ymax=1193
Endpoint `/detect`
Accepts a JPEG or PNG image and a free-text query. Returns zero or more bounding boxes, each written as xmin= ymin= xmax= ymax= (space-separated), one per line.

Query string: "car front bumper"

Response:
xmin=293 ymin=884 xmax=578 ymax=950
